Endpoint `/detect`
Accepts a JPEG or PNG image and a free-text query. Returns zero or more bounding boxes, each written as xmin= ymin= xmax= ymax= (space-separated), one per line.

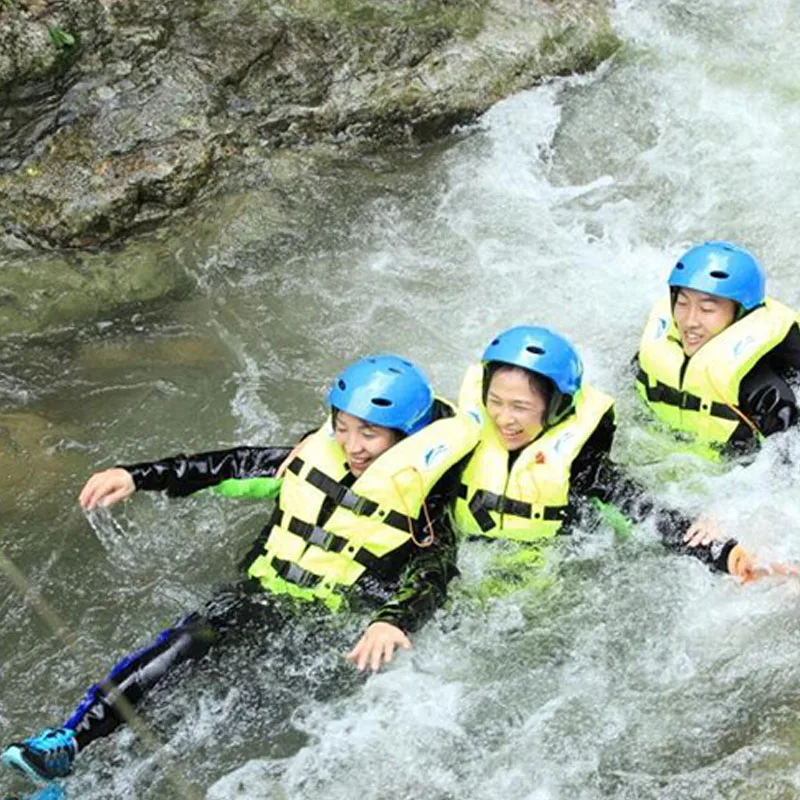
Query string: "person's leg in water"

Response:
xmin=2 ymin=580 xmax=287 ymax=785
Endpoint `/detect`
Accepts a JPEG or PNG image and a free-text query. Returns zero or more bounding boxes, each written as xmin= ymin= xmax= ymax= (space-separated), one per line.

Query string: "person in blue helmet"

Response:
xmin=455 ymin=325 xmax=759 ymax=578
xmin=2 ymin=355 xmax=478 ymax=786
xmin=636 ymin=241 xmax=800 ymax=456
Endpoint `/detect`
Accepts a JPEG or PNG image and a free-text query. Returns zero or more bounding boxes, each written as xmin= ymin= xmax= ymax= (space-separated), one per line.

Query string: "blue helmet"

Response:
xmin=668 ymin=241 xmax=766 ymax=311
xmin=327 ymin=355 xmax=435 ymax=436
xmin=482 ymin=325 xmax=583 ymax=427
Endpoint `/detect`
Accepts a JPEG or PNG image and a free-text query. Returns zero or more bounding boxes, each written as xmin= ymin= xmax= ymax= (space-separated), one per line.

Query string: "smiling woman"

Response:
xmin=484 ymin=367 xmax=550 ymax=450
xmin=333 ymin=413 xmax=399 ymax=476
xmin=455 ymin=324 xmax=760 ymax=583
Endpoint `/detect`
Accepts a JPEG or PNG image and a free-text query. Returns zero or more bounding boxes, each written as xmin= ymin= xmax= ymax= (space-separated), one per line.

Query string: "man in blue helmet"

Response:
xmin=456 ymin=325 xmax=758 ymax=579
xmin=636 ymin=241 xmax=800 ymax=456
xmin=2 ymin=355 xmax=478 ymax=786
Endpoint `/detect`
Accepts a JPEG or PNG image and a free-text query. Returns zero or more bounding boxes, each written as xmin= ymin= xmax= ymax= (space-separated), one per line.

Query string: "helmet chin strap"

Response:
xmin=735 ymin=301 xmax=758 ymax=322
xmin=545 ymin=391 xmax=575 ymax=429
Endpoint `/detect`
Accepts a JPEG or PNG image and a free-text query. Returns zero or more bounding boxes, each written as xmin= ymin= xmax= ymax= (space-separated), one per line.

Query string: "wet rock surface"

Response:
xmin=0 ymin=0 xmax=619 ymax=334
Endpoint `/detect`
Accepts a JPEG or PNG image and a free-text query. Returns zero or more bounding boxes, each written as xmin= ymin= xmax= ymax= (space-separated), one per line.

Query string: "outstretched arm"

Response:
xmin=79 ymin=446 xmax=293 ymax=509
xmin=568 ymin=410 xmax=744 ymax=573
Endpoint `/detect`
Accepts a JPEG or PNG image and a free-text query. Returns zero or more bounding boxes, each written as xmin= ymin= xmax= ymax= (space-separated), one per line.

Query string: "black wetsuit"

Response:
xmin=562 ymin=409 xmax=736 ymax=571
xmin=731 ymin=323 xmax=800 ymax=446
xmin=64 ymin=413 xmax=462 ymax=751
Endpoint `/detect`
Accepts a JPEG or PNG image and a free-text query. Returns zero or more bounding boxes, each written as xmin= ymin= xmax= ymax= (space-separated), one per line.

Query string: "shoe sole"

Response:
xmin=1 ymin=746 xmax=48 ymax=786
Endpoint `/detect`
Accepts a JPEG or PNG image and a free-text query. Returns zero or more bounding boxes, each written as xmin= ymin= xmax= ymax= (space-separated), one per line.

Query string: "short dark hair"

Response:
xmin=482 ymin=362 xmax=554 ymax=408
xmin=330 ymin=408 xmax=405 ymax=441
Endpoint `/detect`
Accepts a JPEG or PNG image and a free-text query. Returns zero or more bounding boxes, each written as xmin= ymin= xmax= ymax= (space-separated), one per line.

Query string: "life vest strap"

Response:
xmin=271 ymin=557 xmax=321 ymax=589
xmin=635 ymin=369 xmax=739 ymax=421
xmin=291 ymin=458 xmax=381 ymax=516
xmin=286 ymin=515 xmax=345 ymax=553
xmin=289 ymin=458 xmax=415 ymax=532
xmin=458 ymin=484 xmax=567 ymax=533
xmin=273 ymin=509 xmax=396 ymax=580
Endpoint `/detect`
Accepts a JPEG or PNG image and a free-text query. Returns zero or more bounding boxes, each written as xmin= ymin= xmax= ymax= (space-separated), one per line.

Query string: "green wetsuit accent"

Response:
xmin=590 ymin=497 xmax=633 ymax=539
xmin=211 ymin=477 xmax=283 ymax=500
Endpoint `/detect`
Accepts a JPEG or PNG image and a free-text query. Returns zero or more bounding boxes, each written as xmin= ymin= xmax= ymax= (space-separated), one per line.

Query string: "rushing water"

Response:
xmin=4 ymin=0 xmax=800 ymax=797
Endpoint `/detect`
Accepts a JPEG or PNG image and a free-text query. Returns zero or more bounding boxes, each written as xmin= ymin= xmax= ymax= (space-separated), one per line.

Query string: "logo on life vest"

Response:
xmin=553 ymin=431 xmax=574 ymax=455
xmin=733 ymin=335 xmax=756 ymax=359
xmin=654 ymin=317 xmax=669 ymax=339
xmin=466 ymin=408 xmax=483 ymax=426
xmin=423 ymin=444 xmax=450 ymax=469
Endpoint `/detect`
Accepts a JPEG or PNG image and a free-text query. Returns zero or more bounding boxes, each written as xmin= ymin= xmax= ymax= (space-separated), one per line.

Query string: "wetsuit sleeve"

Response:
xmin=369 ymin=459 xmax=465 ymax=634
xmin=121 ymin=446 xmax=293 ymax=497
xmin=569 ymin=410 xmax=736 ymax=572
xmin=732 ymin=323 xmax=800 ymax=444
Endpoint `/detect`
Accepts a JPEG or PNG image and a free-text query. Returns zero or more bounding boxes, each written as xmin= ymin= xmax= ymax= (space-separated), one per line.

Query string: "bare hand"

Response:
xmin=79 ymin=468 xmax=136 ymax=510
xmin=683 ymin=516 xmax=725 ymax=548
xmin=346 ymin=622 xmax=411 ymax=673
xmin=735 ymin=557 xmax=800 ymax=584
xmin=757 ymin=562 xmax=800 ymax=579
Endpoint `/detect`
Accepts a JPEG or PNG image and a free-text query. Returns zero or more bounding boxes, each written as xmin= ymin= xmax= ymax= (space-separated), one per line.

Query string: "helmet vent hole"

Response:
xmin=371 ymin=397 xmax=392 ymax=407
xmin=675 ymin=262 xmax=685 ymax=270
xmin=490 ymin=338 xmax=500 ymax=346
xmin=710 ymin=270 xmax=729 ymax=279
xmin=337 ymin=379 xmax=347 ymax=390
xmin=387 ymin=367 xmax=402 ymax=374
xmin=401 ymin=360 xmax=413 ymax=367
xmin=525 ymin=345 xmax=545 ymax=355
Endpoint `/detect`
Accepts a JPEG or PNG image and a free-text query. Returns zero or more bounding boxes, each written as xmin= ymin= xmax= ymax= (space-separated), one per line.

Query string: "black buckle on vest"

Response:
xmin=469 ymin=489 xmax=497 ymax=533
xmin=334 ymin=485 xmax=376 ymax=515
xmin=638 ymin=371 xmax=740 ymax=422
xmin=272 ymin=558 xmax=319 ymax=589
xmin=305 ymin=467 xmax=378 ymax=516
xmin=287 ymin=517 xmax=345 ymax=553
xmin=639 ymin=371 xmax=699 ymax=411
xmin=469 ymin=489 xmax=533 ymax=520
xmin=460 ymin=484 xmax=567 ymax=531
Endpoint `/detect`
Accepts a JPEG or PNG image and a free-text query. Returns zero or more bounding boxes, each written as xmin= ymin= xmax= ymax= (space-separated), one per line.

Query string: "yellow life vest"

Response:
xmin=636 ymin=295 xmax=798 ymax=447
xmin=454 ymin=363 xmax=615 ymax=542
xmin=247 ymin=406 xmax=479 ymax=611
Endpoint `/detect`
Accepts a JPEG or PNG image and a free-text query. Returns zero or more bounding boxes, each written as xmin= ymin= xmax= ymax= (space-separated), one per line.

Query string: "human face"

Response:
xmin=333 ymin=411 xmax=397 ymax=476
xmin=673 ymin=288 xmax=737 ymax=356
xmin=486 ymin=368 xmax=548 ymax=451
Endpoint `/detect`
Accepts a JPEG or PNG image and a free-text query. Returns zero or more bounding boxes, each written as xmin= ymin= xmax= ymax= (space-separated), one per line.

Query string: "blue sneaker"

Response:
xmin=2 ymin=728 xmax=77 ymax=784
xmin=3 ymin=785 xmax=66 ymax=800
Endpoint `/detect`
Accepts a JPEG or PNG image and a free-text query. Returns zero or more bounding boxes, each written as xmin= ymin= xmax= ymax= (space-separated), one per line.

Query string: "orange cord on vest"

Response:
xmin=704 ymin=367 xmax=763 ymax=439
xmin=391 ymin=468 xmax=435 ymax=548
